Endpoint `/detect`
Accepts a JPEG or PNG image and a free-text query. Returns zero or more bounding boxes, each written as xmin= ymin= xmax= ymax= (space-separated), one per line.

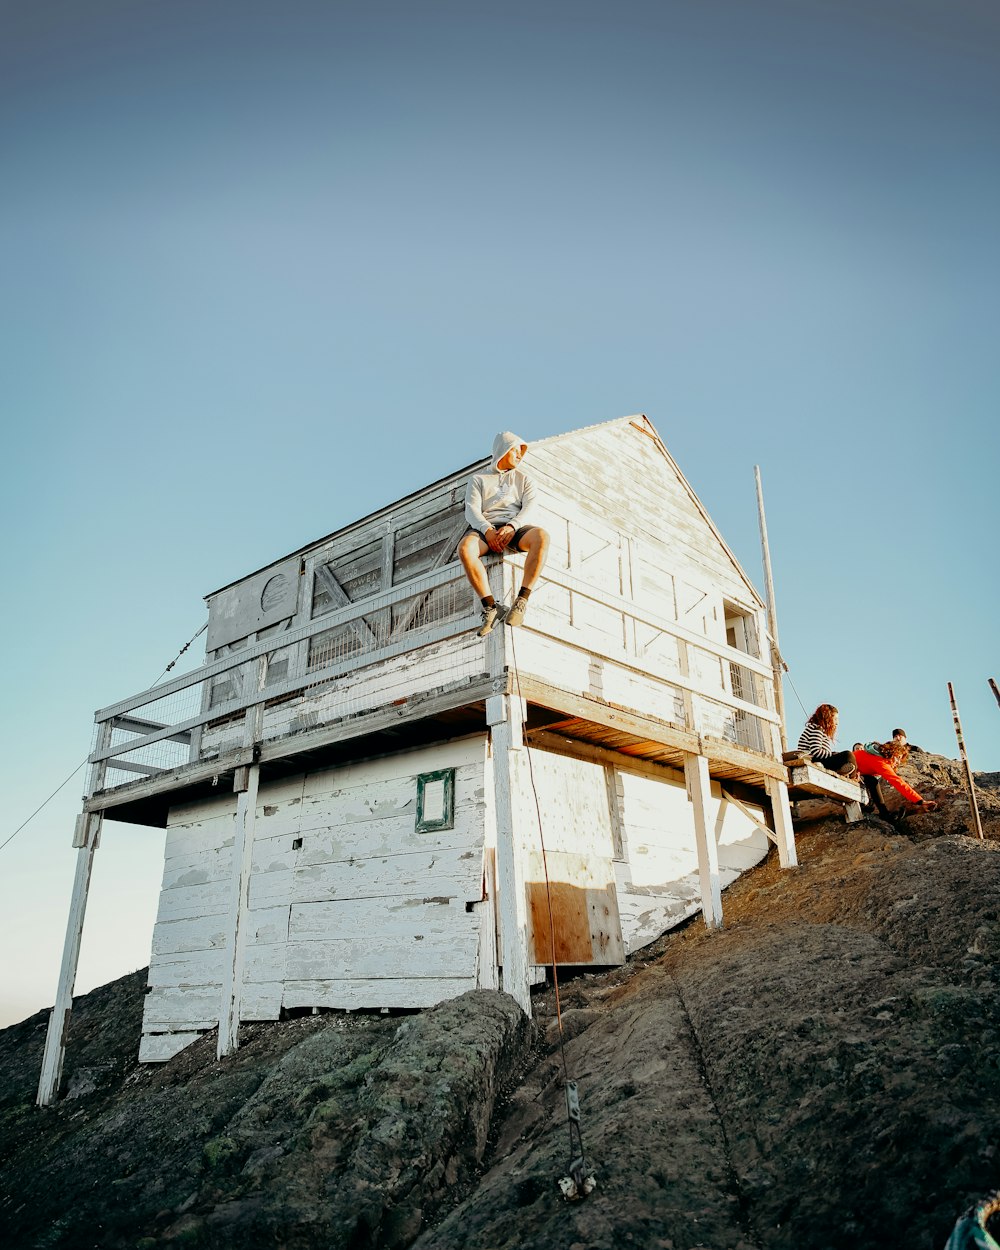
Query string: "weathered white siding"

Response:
xmin=530 ymin=420 xmax=758 ymax=607
xmin=507 ymin=746 xmax=769 ymax=960
xmin=132 ymin=415 xmax=783 ymax=1065
xmin=609 ymin=766 xmax=770 ymax=952
xmin=140 ymin=738 xmax=492 ymax=1058
xmin=522 ymin=419 xmax=771 ymax=744
xmin=140 ymin=796 xmax=235 ymax=1057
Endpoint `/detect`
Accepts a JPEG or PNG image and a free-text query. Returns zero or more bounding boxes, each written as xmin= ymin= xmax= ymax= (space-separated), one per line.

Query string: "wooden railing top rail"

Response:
xmin=90 ymin=557 xmax=776 ymax=773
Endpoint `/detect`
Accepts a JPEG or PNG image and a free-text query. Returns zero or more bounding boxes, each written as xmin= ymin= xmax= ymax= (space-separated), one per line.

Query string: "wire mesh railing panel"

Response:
xmin=94 ymin=683 xmax=208 ymax=789
xmin=93 ymin=570 xmax=482 ymax=795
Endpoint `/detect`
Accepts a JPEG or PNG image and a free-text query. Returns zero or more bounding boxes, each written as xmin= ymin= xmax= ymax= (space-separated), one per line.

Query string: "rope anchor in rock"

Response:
xmin=557 ymin=1080 xmax=596 ymax=1200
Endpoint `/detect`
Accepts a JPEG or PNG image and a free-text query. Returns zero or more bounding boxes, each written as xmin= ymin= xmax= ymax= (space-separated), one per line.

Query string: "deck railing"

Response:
xmin=88 ymin=558 xmax=780 ymax=801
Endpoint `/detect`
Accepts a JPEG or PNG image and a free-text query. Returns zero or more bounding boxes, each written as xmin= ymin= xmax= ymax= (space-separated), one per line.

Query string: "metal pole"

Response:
xmin=754 ymin=466 xmax=787 ymax=751
xmin=948 ymin=682 xmax=984 ymax=841
xmin=989 ymin=677 xmax=1000 ymax=711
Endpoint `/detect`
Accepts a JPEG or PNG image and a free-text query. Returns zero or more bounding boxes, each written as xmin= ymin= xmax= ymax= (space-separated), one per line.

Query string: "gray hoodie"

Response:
xmin=464 ymin=431 xmax=538 ymax=535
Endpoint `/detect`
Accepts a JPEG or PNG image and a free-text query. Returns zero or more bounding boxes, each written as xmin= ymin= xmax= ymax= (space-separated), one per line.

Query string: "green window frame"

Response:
xmin=415 ymin=768 xmax=456 ymax=832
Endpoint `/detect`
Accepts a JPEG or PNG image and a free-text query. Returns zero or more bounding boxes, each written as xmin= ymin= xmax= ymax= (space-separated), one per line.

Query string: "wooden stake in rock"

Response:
xmin=948 ymin=681 xmax=984 ymax=841
xmin=989 ymin=677 xmax=1000 ymax=711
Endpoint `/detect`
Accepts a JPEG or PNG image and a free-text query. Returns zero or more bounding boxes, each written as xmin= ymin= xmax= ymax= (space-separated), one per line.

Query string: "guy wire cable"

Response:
xmin=1 ymin=620 xmax=210 ymax=856
xmin=784 ymin=668 xmax=810 ymax=719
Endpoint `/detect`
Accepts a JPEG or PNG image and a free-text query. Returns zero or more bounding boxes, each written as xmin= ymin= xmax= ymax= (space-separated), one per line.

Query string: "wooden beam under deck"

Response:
xmin=88 ymin=666 xmax=786 ymax=829
xmin=87 ymin=673 xmax=502 ymax=827
xmin=517 ymin=676 xmax=788 ymax=787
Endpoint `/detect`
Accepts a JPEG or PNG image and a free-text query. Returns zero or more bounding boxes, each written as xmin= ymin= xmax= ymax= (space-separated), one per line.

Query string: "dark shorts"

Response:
xmin=461 ymin=526 xmax=535 ymax=552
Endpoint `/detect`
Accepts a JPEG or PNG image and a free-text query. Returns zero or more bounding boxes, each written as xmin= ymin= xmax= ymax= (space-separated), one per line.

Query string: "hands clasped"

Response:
xmin=486 ymin=524 xmax=516 ymax=553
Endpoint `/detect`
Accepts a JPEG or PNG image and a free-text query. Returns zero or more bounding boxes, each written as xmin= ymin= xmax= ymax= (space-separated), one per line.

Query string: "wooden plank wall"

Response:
xmin=609 ymin=765 xmax=770 ymax=952
xmin=140 ymin=794 xmax=236 ymax=1059
xmin=509 ymin=744 xmax=769 ymax=959
xmin=140 ymin=737 xmax=492 ymax=1059
xmin=529 ymin=421 xmax=756 ymax=608
xmin=510 ymin=749 xmax=625 ymax=967
xmin=242 ymin=738 xmax=490 ymax=1015
xmin=517 ymin=420 xmax=770 ymax=745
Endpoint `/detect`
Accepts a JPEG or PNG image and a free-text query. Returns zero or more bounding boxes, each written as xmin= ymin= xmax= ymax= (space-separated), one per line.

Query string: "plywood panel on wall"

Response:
xmin=511 ymin=747 xmax=625 ymax=967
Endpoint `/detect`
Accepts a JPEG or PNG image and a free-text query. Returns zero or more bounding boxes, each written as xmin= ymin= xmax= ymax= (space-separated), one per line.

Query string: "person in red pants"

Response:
xmin=854 ymin=731 xmax=937 ymax=821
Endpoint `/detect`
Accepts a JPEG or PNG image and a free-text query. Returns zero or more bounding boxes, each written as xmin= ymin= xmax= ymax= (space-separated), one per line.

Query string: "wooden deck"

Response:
xmin=787 ymin=761 xmax=865 ymax=822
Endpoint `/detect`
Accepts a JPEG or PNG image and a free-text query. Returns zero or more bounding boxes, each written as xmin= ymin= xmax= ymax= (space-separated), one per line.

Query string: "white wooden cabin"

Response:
xmin=38 ymin=414 xmax=797 ymax=1101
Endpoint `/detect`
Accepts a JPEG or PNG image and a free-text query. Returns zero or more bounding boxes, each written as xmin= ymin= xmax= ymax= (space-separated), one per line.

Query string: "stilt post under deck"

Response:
xmin=218 ymin=762 xmax=261 ymax=1057
xmin=685 ymin=752 xmax=723 ymax=929
xmin=765 ymin=775 xmax=798 ymax=868
xmin=37 ymin=813 xmax=103 ymax=1105
xmin=485 ymin=560 xmax=531 ymax=1015
xmin=488 ymin=694 xmax=531 ymax=1013
xmin=219 ymin=655 xmax=268 ymax=1056
xmin=38 ymin=716 xmax=112 ymax=1107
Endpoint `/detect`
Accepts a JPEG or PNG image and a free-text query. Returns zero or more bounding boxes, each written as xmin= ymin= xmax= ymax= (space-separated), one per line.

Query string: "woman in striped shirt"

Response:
xmin=797 ymin=704 xmax=858 ymax=776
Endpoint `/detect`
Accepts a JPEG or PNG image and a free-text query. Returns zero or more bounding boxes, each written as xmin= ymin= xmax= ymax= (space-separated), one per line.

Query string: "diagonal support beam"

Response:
xmin=390 ymin=517 xmax=469 ymax=641
xmin=314 ymin=564 xmax=380 ymax=650
xmin=37 ymin=815 xmax=103 ymax=1105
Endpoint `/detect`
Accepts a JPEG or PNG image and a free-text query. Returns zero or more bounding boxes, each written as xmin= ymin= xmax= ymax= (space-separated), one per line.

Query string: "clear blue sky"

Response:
xmin=2 ymin=0 xmax=998 ymax=1028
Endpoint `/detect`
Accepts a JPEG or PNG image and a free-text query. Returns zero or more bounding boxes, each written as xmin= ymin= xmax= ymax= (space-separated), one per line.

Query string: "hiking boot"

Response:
xmin=477 ymin=603 xmax=503 ymax=637
xmin=505 ymin=596 xmax=529 ymax=628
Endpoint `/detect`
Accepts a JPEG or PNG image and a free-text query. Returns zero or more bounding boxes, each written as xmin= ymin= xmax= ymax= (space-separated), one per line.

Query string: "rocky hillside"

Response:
xmin=2 ymin=751 xmax=999 ymax=1250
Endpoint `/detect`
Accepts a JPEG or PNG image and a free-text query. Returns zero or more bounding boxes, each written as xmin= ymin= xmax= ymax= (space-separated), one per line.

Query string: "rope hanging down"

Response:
xmin=508 ymin=623 xmax=597 ymax=1200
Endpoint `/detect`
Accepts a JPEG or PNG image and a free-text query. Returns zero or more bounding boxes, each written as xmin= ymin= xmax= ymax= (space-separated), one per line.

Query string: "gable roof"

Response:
xmin=207 ymin=412 xmax=764 ymax=609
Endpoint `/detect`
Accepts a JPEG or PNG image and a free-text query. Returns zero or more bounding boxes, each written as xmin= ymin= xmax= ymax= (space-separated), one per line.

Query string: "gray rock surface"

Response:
xmin=2 ymin=752 xmax=998 ymax=1250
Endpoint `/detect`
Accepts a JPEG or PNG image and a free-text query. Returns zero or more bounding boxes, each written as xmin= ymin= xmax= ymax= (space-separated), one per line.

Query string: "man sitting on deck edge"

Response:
xmin=459 ymin=431 xmax=550 ymax=636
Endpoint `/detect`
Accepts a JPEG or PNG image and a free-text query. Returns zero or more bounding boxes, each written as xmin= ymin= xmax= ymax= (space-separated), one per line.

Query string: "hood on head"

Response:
xmin=491 ymin=431 xmax=528 ymax=472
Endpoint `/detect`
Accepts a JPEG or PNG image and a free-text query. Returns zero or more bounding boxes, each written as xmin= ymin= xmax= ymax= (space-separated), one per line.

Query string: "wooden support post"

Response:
xmin=754 ymin=466 xmax=788 ymax=752
xmin=948 ymin=682 xmax=984 ymax=841
xmin=219 ymin=655 xmax=269 ymax=1056
xmin=37 ymin=814 xmax=103 ymax=1105
xmin=486 ymin=586 xmax=530 ymax=1015
xmin=677 ymin=639 xmax=697 ymax=733
xmin=489 ymin=694 xmax=531 ymax=1013
xmin=37 ymin=718 xmax=112 ymax=1107
xmin=378 ymin=525 xmax=395 ymax=641
xmin=475 ymin=843 xmax=500 ymax=991
xmin=217 ymin=762 xmax=261 ymax=1056
xmin=684 ymin=752 xmax=723 ymax=929
xmin=765 ymin=775 xmax=798 ymax=868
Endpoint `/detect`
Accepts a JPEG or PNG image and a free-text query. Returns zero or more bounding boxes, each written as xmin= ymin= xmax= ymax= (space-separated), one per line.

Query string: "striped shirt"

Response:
xmin=797 ymin=722 xmax=835 ymax=760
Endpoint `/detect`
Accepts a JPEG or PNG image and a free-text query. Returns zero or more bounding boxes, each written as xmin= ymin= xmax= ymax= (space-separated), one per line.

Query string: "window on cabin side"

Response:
xmin=724 ymin=603 xmax=766 ymax=752
xmin=415 ymin=769 xmax=456 ymax=832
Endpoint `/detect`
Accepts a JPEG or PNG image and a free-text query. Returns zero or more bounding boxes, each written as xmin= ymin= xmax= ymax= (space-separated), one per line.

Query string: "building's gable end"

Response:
xmin=527 ymin=416 xmax=763 ymax=611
